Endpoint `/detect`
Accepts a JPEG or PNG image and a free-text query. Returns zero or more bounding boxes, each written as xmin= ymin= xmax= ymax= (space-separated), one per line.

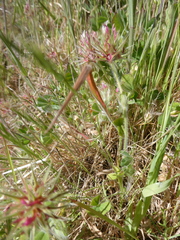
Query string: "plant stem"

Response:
xmin=122 ymin=95 xmax=129 ymax=151
xmin=3 ymin=138 xmax=17 ymax=182
xmin=2 ymin=0 xmax=7 ymax=35
xmin=110 ymin=62 xmax=129 ymax=151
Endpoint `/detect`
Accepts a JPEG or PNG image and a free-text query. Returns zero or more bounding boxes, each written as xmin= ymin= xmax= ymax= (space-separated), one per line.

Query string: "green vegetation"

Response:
xmin=0 ymin=0 xmax=179 ymax=239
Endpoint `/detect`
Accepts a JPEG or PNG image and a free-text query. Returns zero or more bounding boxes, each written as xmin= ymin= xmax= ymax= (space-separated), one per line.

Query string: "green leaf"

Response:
xmin=142 ymin=174 xmax=180 ymax=197
xmin=121 ymin=74 xmax=134 ymax=92
xmin=91 ymin=21 xmax=98 ymax=31
xmin=112 ymin=12 xmax=125 ymax=33
xmin=37 ymin=95 xmax=60 ymax=112
xmin=40 ymin=133 xmax=53 ymax=145
xmin=90 ymin=197 xmax=111 ymax=215
xmin=34 ymin=232 xmax=50 ymax=240
xmin=93 ymin=200 xmax=111 ymax=215
xmin=98 ymin=16 xmax=108 ymax=27
xmin=113 ymin=118 xmax=124 ymax=136
xmin=151 ymin=89 xmax=165 ymax=100
xmin=48 ymin=218 xmax=68 ymax=240
xmin=91 ymin=195 xmax=101 ymax=206
xmin=107 ymin=172 xmax=118 ymax=180
xmin=18 ymin=126 xmax=28 ymax=134
xmin=92 ymin=103 xmax=100 ymax=115
xmin=171 ymin=102 xmax=180 ymax=115
xmin=64 ymin=72 xmax=73 ymax=85
xmin=91 ymin=14 xmax=107 ymax=31
xmin=21 ymin=139 xmax=30 ymax=145
xmin=73 ymin=200 xmax=138 ymax=239
xmin=107 ymin=167 xmax=124 ymax=180
xmin=146 ymin=17 xmax=157 ymax=30
xmin=19 ymin=234 xmax=27 ymax=240
xmin=125 ymin=164 xmax=135 ymax=175
xmin=113 ymin=118 xmax=124 ymax=127
xmin=120 ymin=151 xmax=133 ymax=167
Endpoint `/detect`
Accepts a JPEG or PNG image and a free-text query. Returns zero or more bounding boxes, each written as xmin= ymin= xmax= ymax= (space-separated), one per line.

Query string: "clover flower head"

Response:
xmin=78 ymin=21 xmax=120 ymax=63
xmin=101 ymin=82 xmax=108 ymax=90
xmin=3 ymin=172 xmax=68 ymax=233
xmin=24 ymin=2 xmax=30 ymax=14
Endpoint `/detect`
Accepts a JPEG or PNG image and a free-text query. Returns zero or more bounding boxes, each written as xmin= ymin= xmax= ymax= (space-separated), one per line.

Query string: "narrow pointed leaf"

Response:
xmin=0 ymin=30 xmax=34 ymax=90
xmin=142 ymin=174 xmax=180 ymax=198
xmin=87 ymin=72 xmax=107 ymax=111
xmin=71 ymin=200 xmax=138 ymax=239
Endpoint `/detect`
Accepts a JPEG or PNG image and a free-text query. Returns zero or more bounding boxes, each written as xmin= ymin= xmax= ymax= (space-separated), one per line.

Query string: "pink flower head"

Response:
xmin=112 ymin=25 xmax=118 ymax=40
xmin=24 ymin=3 xmax=30 ymax=14
xmin=24 ymin=2 xmax=34 ymax=16
xmin=78 ymin=22 xmax=120 ymax=63
xmin=13 ymin=209 xmax=41 ymax=226
xmin=22 ymin=209 xmax=41 ymax=226
xmin=102 ymin=21 xmax=110 ymax=35
xmin=3 ymin=177 xmax=66 ymax=230
xmin=105 ymin=53 xmax=114 ymax=62
xmin=20 ymin=196 xmax=44 ymax=207
xmin=22 ymin=216 xmax=36 ymax=226
xmin=101 ymin=82 xmax=108 ymax=89
xmin=47 ymin=51 xmax=57 ymax=59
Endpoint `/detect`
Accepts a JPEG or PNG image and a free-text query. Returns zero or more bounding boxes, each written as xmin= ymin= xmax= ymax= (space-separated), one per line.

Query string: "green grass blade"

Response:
xmin=38 ymin=1 xmax=56 ymax=21
xmin=142 ymin=174 xmax=180 ymax=197
xmin=72 ymin=199 xmax=139 ymax=240
xmin=128 ymin=0 xmax=137 ymax=62
xmin=0 ymin=123 xmax=40 ymax=158
xmin=0 ymin=30 xmax=35 ymax=90
xmin=125 ymin=113 xmax=180 ymax=238
xmin=3 ymin=138 xmax=17 ymax=182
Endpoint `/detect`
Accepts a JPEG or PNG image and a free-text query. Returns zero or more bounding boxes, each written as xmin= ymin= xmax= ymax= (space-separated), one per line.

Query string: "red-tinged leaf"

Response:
xmin=87 ymin=72 xmax=107 ymax=112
